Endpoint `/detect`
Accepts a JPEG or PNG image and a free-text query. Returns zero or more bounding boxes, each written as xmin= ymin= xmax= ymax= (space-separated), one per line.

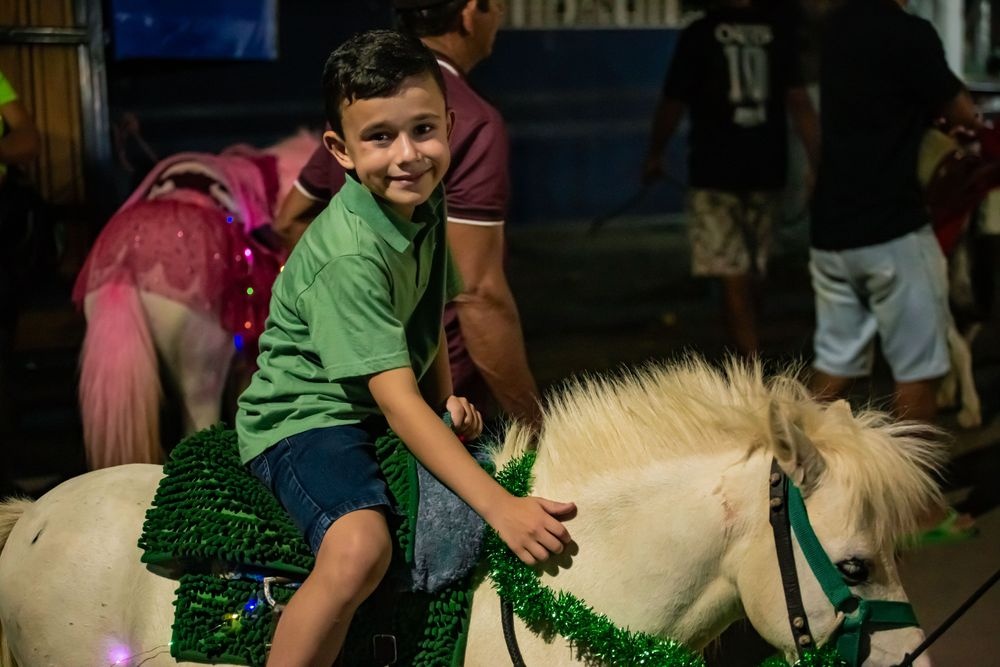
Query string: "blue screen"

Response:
xmin=112 ymin=0 xmax=278 ymax=60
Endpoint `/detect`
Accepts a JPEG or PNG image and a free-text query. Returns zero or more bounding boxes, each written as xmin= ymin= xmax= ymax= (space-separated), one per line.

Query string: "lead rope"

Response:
xmin=895 ymin=565 xmax=1000 ymax=667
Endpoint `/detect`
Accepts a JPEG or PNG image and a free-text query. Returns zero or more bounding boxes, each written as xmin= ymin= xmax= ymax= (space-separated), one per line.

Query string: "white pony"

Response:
xmin=73 ymin=132 xmax=319 ymax=469
xmin=0 ymin=360 xmax=941 ymax=666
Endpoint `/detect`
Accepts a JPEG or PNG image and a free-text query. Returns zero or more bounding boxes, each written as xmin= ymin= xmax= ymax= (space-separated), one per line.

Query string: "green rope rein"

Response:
xmin=485 ymin=452 xmax=847 ymax=667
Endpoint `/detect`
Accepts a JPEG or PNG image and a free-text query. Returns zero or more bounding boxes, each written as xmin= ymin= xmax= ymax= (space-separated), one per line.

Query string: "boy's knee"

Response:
xmin=314 ymin=513 xmax=393 ymax=602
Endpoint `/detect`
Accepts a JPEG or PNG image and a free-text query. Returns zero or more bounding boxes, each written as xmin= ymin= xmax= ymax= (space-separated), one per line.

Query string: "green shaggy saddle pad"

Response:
xmin=138 ymin=425 xmax=473 ymax=666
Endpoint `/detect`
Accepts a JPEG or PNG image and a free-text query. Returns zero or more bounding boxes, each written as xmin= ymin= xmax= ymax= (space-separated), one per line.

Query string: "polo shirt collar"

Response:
xmin=340 ymin=174 xmax=444 ymax=253
xmin=431 ymin=51 xmax=464 ymax=80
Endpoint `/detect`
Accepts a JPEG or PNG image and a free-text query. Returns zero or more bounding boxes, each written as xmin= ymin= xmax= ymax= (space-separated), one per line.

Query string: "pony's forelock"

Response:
xmin=495 ymin=356 xmax=944 ymax=548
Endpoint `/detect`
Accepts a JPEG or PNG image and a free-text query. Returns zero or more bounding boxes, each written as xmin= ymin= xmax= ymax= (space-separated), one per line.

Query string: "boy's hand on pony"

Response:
xmin=446 ymin=395 xmax=483 ymax=440
xmin=487 ymin=495 xmax=576 ymax=565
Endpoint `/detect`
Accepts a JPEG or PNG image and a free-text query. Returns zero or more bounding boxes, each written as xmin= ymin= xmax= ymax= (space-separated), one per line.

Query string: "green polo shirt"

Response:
xmin=236 ymin=175 xmax=461 ymax=463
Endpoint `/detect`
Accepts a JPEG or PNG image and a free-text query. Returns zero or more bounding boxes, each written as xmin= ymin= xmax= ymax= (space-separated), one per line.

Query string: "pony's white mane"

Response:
xmin=497 ymin=357 xmax=945 ymax=546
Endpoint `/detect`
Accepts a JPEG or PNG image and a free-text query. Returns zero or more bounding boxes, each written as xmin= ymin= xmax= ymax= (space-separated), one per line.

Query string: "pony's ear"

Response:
xmin=830 ymin=399 xmax=852 ymax=417
xmin=769 ymin=400 xmax=826 ymax=495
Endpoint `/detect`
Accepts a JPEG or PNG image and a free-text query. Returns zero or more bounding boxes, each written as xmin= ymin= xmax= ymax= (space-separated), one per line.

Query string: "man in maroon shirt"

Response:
xmin=273 ymin=0 xmax=543 ymax=428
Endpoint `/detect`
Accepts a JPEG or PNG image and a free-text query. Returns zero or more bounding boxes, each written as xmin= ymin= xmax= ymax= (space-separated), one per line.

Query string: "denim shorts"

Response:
xmin=246 ymin=422 xmax=396 ymax=554
xmin=810 ymin=225 xmax=950 ymax=382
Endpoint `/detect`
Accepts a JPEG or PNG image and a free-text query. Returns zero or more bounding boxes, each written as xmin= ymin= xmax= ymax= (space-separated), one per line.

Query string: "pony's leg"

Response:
xmin=139 ymin=292 xmax=234 ymax=434
xmin=953 ymin=322 xmax=982 ymax=429
xmin=937 ymin=349 xmax=959 ymax=409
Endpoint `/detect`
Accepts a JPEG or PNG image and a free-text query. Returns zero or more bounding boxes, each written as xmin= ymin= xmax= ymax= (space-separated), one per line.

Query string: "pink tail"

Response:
xmin=79 ymin=283 xmax=162 ymax=468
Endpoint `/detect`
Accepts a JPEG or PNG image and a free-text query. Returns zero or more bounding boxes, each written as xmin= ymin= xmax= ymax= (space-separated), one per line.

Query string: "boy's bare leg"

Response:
xmin=721 ymin=274 xmax=758 ymax=356
xmin=267 ymin=508 xmax=392 ymax=667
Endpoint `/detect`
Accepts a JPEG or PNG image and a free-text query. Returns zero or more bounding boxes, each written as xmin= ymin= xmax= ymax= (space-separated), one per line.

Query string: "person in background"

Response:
xmin=0 ymin=67 xmax=41 ymax=494
xmin=808 ymin=0 xmax=982 ymax=543
xmin=643 ymin=0 xmax=819 ymax=356
xmin=808 ymin=0 xmax=982 ymax=423
xmin=272 ymin=0 xmax=544 ymax=431
xmin=0 ymin=69 xmax=40 ymax=187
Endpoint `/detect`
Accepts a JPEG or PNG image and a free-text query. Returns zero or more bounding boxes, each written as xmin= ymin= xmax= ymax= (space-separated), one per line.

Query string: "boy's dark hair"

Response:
xmin=322 ymin=29 xmax=446 ymax=136
xmin=395 ymin=0 xmax=491 ymax=38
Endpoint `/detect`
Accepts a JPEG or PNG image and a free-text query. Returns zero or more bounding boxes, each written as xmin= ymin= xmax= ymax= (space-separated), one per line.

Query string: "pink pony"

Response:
xmin=73 ymin=131 xmax=320 ymax=468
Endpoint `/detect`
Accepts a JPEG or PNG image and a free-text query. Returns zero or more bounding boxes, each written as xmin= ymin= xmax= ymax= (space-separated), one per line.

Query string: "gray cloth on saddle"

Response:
xmin=410 ymin=450 xmax=489 ymax=593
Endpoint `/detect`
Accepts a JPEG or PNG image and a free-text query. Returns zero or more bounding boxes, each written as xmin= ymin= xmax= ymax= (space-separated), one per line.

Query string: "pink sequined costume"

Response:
xmin=72 ymin=148 xmax=284 ymax=356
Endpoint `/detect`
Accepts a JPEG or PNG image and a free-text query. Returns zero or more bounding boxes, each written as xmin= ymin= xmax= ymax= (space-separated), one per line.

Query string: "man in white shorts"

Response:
xmin=810 ymin=0 xmax=982 ymax=421
xmin=643 ymin=0 xmax=818 ymax=355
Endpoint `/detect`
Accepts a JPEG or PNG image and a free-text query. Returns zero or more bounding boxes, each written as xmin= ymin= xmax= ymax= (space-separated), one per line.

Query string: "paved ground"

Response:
xmin=3 ymin=216 xmax=998 ymax=665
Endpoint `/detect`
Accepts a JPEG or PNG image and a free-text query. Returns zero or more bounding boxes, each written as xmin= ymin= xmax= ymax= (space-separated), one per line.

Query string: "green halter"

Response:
xmin=785 ymin=481 xmax=919 ymax=666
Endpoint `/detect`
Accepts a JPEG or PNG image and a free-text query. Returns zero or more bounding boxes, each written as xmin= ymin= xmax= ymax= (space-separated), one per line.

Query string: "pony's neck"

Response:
xmin=527 ymin=448 xmax=767 ymax=649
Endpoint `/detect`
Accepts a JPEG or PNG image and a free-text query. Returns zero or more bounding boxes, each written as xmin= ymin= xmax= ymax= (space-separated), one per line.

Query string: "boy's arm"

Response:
xmin=368 ymin=367 xmax=574 ymax=564
xmin=418 ymin=326 xmax=454 ymax=408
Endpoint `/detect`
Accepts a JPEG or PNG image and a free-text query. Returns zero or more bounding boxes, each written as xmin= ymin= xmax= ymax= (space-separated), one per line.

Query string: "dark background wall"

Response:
xmin=106 ymin=1 xmax=685 ymax=223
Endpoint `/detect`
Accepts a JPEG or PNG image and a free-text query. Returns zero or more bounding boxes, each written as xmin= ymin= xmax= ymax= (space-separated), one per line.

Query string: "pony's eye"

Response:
xmin=836 ymin=558 xmax=870 ymax=586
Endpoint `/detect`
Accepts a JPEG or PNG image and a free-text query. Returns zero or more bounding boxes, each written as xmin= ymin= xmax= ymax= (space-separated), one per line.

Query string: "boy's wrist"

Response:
xmin=473 ymin=482 xmax=513 ymax=524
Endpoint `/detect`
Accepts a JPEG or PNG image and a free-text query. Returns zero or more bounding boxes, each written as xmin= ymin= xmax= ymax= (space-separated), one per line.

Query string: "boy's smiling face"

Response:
xmin=326 ymin=72 xmax=451 ymax=220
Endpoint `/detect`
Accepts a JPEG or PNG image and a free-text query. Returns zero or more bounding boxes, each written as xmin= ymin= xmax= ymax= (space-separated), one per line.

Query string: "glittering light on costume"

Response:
xmin=246 ymin=287 xmax=254 ymax=296
xmin=234 ymin=334 xmax=244 ymax=352
xmin=244 ymin=321 xmax=252 ymax=330
xmin=244 ymin=248 xmax=252 ymax=257
xmin=108 ymin=644 xmax=131 ymax=665
xmin=227 ymin=216 xmax=234 ymax=224
xmin=107 ymin=641 xmax=172 ymax=666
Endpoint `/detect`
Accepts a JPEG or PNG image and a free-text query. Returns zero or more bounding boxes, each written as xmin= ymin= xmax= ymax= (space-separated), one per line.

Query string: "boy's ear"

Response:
xmin=323 ymin=129 xmax=355 ymax=171
xmin=446 ymin=108 xmax=455 ymax=141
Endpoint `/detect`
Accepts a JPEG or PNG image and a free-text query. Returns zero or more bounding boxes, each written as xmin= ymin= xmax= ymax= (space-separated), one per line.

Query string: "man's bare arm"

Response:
xmin=447 ymin=222 xmax=543 ymax=429
xmin=272 ymin=186 xmax=326 ymax=251
xmin=0 ymin=100 xmax=41 ymax=167
xmin=642 ymin=97 xmax=685 ymax=184
xmin=787 ymin=86 xmax=820 ymax=174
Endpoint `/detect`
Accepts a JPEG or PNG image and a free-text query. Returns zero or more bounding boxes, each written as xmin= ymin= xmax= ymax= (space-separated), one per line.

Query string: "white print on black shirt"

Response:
xmin=715 ymin=23 xmax=773 ymax=127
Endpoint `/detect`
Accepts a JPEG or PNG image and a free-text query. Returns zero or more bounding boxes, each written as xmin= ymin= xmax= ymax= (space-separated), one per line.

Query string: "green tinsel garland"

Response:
xmin=486 ymin=452 xmax=849 ymax=667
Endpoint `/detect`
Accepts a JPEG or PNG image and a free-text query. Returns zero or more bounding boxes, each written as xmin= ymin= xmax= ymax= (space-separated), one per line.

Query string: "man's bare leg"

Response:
xmin=893 ymin=378 xmax=940 ymax=423
xmin=721 ymin=274 xmax=758 ymax=356
xmin=809 ymin=369 xmax=853 ymax=402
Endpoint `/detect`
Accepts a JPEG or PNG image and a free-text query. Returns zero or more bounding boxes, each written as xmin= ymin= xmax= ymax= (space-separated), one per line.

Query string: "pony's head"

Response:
xmin=497 ymin=358 xmax=943 ymax=667
xmin=738 ymin=376 xmax=943 ymax=667
xmin=264 ymin=129 xmax=322 ymax=209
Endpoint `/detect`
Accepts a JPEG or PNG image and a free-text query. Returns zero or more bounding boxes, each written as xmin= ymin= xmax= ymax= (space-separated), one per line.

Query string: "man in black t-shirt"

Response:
xmin=809 ymin=0 xmax=981 ymax=422
xmin=643 ymin=0 xmax=818 ymax=356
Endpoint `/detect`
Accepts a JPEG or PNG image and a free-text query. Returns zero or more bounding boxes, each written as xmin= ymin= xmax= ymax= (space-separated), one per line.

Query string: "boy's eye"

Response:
xmin=365 ymin=132 xmax=392 ymax=143
xmin=414 ymin=123 xmax=435 ymax=136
